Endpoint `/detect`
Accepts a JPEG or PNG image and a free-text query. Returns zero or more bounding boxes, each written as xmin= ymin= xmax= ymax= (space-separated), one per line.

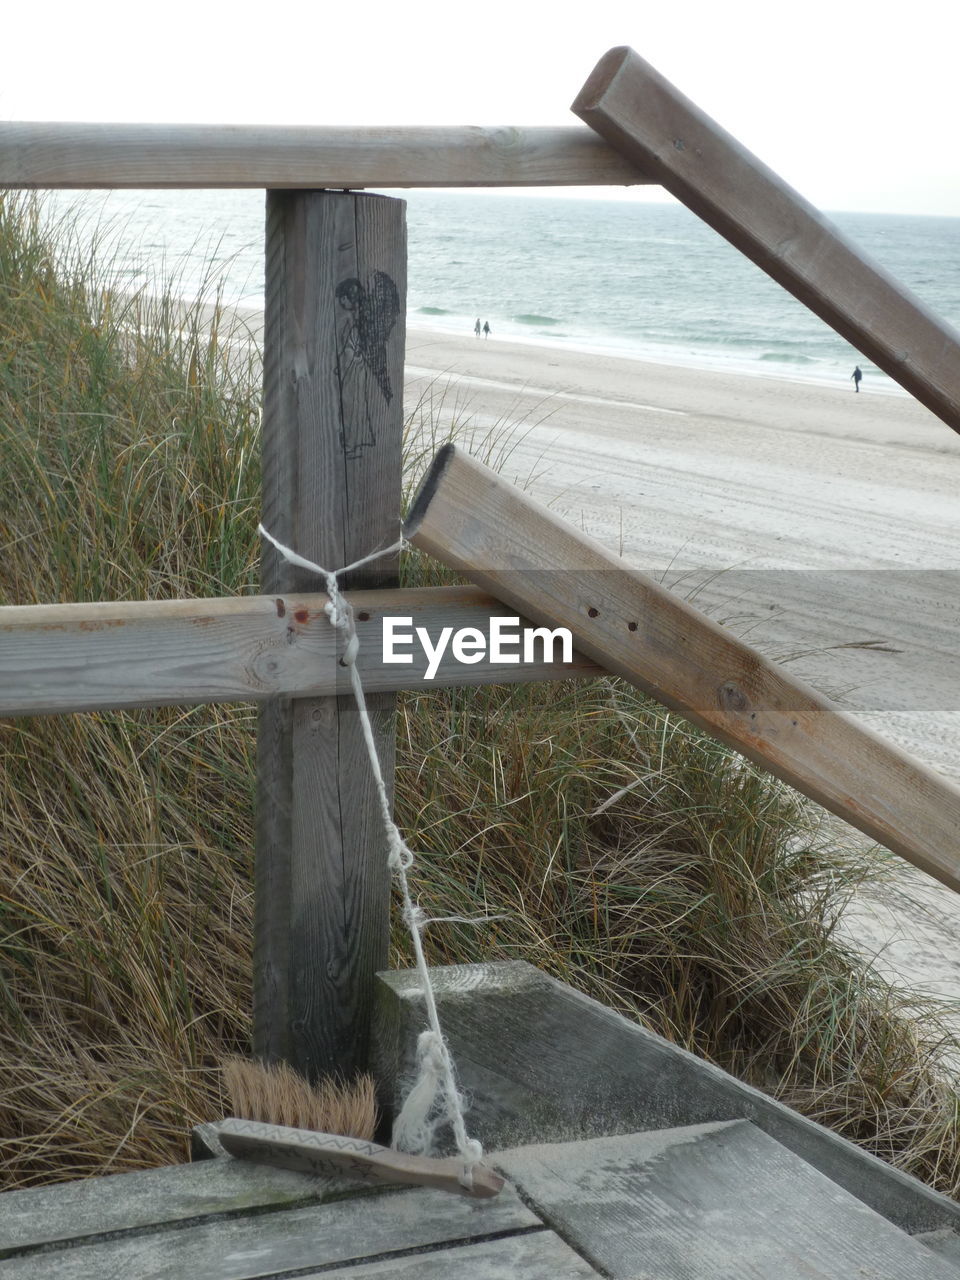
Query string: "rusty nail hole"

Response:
xmin=587 ymin=607 xmax=599 ymax=618
xmin=628 ymin=621 xmax=638 ymax=632
xmin=294 ymin=609 xmax=309 ymax=624
xmin=357 ymin=611 xmax=371 ymax=622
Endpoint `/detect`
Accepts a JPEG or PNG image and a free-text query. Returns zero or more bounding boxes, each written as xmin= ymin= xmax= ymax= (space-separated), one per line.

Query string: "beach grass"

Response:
xmin=2 ymin=190 xmax=960 ymax=1197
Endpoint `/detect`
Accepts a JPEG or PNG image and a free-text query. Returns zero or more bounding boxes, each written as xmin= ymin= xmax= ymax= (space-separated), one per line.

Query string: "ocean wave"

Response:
xmin=55 ymin=190 xmax=953 ymax=395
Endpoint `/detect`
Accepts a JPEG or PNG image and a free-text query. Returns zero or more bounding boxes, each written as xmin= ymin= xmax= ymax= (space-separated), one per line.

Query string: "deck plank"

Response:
xmin=0 ymin=1157 xmax=353 ymax=1256
xmin=374 ymin=962 xmax=960 ymax=1235
xmin=310 ymin=1229 xmax=600 ymax=1277
xmin=497 ymin=1122 xmax=960 ymax=1279
xmin=0 ymin=1180 xmax=537 ymax=1278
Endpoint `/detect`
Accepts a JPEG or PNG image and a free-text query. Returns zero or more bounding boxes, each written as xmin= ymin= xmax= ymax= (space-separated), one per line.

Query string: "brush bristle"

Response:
xmin=222 ymin=1057 xmax=378 ymax=1140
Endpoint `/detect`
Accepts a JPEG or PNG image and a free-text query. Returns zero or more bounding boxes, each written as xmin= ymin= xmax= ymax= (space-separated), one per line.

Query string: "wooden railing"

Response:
xmin=0 ymin=588 xmax=600 ymax=717
xmin=2 ymin=46 xmax=959 ymax=1084
xmin=0 ymin=124 xmax=647 ymax=189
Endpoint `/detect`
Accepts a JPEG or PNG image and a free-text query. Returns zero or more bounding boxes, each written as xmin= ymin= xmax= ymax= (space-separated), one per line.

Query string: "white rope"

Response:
xmin=259 ymin=523 xmax=484 ymax=1188
xmin=411 ymin=910 xmax=509 ymax=930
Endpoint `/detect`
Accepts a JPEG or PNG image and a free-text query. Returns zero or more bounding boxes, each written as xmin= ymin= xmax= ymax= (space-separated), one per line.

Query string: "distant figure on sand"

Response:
xmin=851 ymin=365 xmax=863 ymax=393
xmin=483 ymin=321 xmax=491 ymax=339
xmin=474 ymin=318 xmax=481 ymax=337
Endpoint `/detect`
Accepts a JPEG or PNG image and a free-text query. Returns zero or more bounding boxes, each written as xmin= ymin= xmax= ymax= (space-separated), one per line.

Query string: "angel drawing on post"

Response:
xmin=335 ymin=272 xmax=400 ymax=459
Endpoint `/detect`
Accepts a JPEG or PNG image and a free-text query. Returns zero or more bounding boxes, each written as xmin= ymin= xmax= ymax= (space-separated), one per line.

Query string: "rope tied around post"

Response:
xmin=258 ymin=523 xmax=483 ymax=1189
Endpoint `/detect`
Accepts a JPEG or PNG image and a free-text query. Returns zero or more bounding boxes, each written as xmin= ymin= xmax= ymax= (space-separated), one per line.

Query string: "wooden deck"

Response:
xmin=4 ymin=964 xmax=960 ymax=1278
xmin=0 ymin=1145 xmax=596 ymax=1278
xmin=4 ymin=1119 xmax=960 ymax=1278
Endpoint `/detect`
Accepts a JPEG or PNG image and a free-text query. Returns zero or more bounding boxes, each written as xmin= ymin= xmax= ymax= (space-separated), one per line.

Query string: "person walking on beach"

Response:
xmin=851 ymin=365 xmax=863 ymax=392
xmin=482 ymin=321 xmax=491 ymax=339
xmin=474 ymin=318 xmax=481 ymax=337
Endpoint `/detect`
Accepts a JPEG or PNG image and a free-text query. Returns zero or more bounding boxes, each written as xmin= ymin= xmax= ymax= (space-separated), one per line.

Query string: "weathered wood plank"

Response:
xmin=0 ymin=1155 xmax=352 ymax=1257
xmin=497 ymin=1123 xmax=960 ymax=1279
xmin=311 ymin=1229 xmax=600 ymax=1278
xmin=916 ymin=1231 xmax=960 ymax=1264
xmin=0 ymin=1180 xmax=538 ymax=1278
xmin=406 ymin=445 xmax=960 ymax=894
xmin=0 ymin=586 xmax=598 ymax=715
xmin=573 ymin=46 xmax=960 ymax=435
xmin=373 ymin=962 xmax=960 ymax=1237
xmin=0 ymin=123 xmax=650 ymax=189
xmin=255 ymin=191 xmax=404 ymax=1081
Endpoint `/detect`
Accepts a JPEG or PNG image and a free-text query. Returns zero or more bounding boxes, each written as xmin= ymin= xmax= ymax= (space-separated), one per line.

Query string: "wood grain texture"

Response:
xmin=0 ymin=1179 xmax=538 ymax=1278
xmin=217 ymin=1117 xmax=505 ymax=1197
xmin=915 ymin=1231 xmax=960 ymax=1265
xmin=0 ymin=1155 xmax=347 ymax=1257
xmin=255 ymin=191 xmax=404 ymax=1080
xmin=573 ymin=46 xmax=960 ymax=435
xmin=0 ymin=123 xmax=649 ymax=188
xmin=0 ymin=586 xmax=598 ymax=715
xmin=373 ymin=962 xmax=960 ymax=1236
xmin=312 ymin=1230 xmax=600 ymax=1278
xmin=498 ymin=1123 xmax=960 ymax=1279
xmin=406 ymin=445 xmax=960 ymax=893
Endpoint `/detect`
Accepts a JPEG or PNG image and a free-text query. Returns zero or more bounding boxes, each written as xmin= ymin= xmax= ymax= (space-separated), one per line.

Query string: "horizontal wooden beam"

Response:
xmin=0 ymin=585 xmax=598 ymax=716
xmin=0 ymin=124 xmax=651 ymax=189
xmin=573 ymin=47 xmax=960 ymax=435
xmin=406 ymin=445 xmax=960 ymax=895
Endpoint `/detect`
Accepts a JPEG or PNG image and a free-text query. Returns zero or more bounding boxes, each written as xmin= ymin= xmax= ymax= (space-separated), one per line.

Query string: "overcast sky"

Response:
xmin=3 ymin=1 xmax=958 ymax=216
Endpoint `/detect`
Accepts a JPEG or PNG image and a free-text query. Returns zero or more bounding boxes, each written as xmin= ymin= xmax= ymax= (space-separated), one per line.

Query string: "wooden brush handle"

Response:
xmin=218 ymin=1118 xmax=504 ymax=1199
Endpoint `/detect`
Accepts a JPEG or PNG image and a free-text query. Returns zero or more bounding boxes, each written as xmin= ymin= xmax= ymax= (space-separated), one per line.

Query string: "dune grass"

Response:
xmin=2 ymin=190 xmax=960 ymax=1196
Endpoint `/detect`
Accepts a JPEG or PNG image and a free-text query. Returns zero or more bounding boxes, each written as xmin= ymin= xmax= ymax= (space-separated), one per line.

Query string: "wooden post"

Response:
xmin=255 ymin=190 xmax=406 ymax=1080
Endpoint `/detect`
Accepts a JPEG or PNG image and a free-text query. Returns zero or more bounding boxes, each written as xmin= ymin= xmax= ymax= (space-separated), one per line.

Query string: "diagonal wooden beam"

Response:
xmin=572 ymin=46 xmax=960 ymax=435
xmin=406 ymin=445 xmax=960 ymax=894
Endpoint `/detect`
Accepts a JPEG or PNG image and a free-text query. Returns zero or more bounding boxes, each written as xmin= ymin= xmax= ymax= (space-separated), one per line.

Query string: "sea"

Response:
xmin=41 ymin=188 xmax=960 ymax=392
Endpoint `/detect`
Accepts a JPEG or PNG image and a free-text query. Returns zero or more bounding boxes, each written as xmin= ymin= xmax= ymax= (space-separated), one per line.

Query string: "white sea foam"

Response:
xmin=40 ymin=188 xmax=960 ymax=391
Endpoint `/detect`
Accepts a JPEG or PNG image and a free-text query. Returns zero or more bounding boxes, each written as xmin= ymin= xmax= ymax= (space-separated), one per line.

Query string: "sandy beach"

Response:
xmin=403 ymin=326 xmax=960 ymax=1007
